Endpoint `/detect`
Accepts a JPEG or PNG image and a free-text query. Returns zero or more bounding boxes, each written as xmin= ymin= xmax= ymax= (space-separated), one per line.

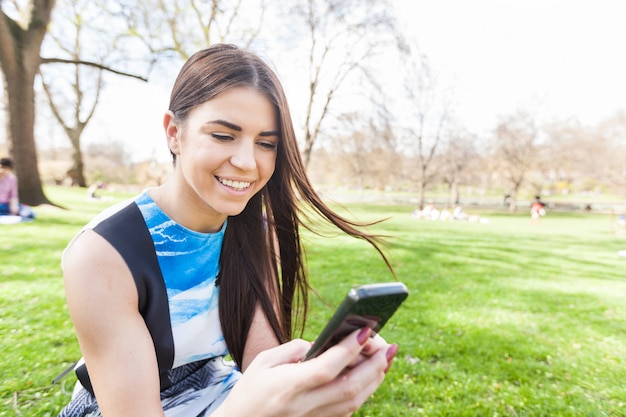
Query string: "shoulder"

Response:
xmin=64 ymin=229 xmax=124 ymax=273
xmin=62 ymin=197 xmax=140 ymax=271
xmin=83 ymin=196 xmax=139 ymax=230
xmin=5 ymin=174 xmax=17 ymax=186
xmin=63 ymin=228 xmax=138 ymax=317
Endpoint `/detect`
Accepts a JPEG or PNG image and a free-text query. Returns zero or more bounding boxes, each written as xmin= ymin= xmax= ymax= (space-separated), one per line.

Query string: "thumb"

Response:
xmin=295 ymin=328 xmax=369 ymax=384
xmin=247 ymin=339 xmax=312 ymax=370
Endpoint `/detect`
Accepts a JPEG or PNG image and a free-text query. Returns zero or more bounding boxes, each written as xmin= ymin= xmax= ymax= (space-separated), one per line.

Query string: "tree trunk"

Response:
xmin=453 ymin=182 xmax=460 ymax=205
xmin=0 ymin=1 xmax=56 ymax=206
xmin=69 ymin=131 xmax=86 ymax=187
xmin=508 ymin=187 xmax=519 ymax=212
xmin=4 ymin=67 xmax=50 ymax=205
xmin=418 ymin=180 xmax=426 ymax=211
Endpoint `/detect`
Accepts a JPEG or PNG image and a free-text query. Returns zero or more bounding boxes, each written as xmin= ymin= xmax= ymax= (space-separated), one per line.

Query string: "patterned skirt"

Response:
xmin=58 ymin=357 xmax=241 ymax=417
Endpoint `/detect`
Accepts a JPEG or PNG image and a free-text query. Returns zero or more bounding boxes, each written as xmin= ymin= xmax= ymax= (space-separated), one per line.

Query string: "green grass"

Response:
xmin=1 ymin=187 xmax=625 ymax=416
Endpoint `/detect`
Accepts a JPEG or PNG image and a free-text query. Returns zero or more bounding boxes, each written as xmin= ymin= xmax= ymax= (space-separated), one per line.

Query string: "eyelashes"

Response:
xmin=211 ymin=134 xmax=233 ymax=141
xmin=211 ymin=133 xmax=277 ymax=150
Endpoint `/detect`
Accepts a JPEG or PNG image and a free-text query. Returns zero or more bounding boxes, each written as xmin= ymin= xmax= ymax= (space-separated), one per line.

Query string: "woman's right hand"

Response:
xmin=215 ymin=328 xmax=397 ymax=417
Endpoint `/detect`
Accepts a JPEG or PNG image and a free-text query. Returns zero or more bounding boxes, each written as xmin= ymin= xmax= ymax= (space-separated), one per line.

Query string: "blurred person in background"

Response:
xmin=0 ymin=157 xmax=34 ymax=220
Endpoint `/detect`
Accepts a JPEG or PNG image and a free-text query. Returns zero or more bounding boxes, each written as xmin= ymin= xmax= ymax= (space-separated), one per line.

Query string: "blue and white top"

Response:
xmin=59 ymin=191 xmax=240 ymax=417
xmin=136 ymin=193 xmax=229 ymax=367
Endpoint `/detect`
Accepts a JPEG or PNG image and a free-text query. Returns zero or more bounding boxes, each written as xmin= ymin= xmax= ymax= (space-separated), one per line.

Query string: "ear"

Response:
xmin=163 ymin=111 xmax=181 ymax=156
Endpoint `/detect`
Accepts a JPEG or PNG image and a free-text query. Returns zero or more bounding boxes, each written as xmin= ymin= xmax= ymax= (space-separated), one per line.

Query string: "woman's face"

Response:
xmin=166 ymin=86 xmax=279 ymax=226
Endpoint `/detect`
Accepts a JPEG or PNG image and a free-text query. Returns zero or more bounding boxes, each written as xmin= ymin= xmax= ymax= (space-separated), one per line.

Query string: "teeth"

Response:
xmin=218 ymin=177 xmax=251 ymax=191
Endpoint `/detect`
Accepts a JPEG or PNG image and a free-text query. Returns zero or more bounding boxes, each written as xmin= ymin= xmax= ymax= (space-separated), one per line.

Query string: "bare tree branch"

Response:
xmin=297 ymin=0 xmax=398 ymax=168
xmin=39 ymin=56 xmax=147 ymax=81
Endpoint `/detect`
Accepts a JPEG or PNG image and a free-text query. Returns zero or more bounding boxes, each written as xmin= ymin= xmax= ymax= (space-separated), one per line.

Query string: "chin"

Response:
xmin=217 ymin=204 xmax=248 ymax=218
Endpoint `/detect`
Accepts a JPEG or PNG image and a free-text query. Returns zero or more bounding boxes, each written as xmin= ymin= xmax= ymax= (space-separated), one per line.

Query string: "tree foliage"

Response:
xmin=1 ymin=0 xmax=624 ymax=209
xmin=111 ymin=0 xmax=266 ymax=63
xmin=280 ymin=0 xmax=399 ymax=168
xmin=40 ymin=0 xmax=108 ymax=187
xmin=0 ymin=0 xmax=146 ymax=204
xmin=399 ymin=41 xmax=452 ymax=210
xmin=491 ymin=110 xmax=539 ymax=211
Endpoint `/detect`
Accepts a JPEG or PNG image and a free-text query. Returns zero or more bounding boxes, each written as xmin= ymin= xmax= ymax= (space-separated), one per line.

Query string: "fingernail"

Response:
xmin=384 ymin=344 xmax=398 ymax=373
xmin=356 ymin=327 xmax=372 ymax=345
xmin=385 ymin=344 xmax=398 ymax=362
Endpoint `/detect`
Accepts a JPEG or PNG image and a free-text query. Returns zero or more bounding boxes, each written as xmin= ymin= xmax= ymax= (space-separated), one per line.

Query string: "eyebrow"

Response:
xmin=207 ymin=119 xmax=279 ymax=137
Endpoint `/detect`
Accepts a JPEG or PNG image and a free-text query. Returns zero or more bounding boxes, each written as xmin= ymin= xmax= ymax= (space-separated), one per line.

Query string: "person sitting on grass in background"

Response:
xmin=530 ymin=195 xmax=546 ymax=224
xmin=57 ymin=43 xmax=398 ymax=417
xmin=0 ymin=157 xmax=34 ymax=220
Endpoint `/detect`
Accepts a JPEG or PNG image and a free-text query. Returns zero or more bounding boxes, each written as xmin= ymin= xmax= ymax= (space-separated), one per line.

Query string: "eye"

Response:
xmin=257 ymin=140 xmax=278 ymax=150
xmin=212 ymin=133 xmax=233 ymax=142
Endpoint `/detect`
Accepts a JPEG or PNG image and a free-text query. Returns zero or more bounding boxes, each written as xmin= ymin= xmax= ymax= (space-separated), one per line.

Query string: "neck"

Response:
xmin=148 ymin=182 xmax=226 ymax=234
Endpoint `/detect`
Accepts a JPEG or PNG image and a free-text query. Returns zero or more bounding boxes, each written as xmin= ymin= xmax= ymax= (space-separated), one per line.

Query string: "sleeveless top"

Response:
xmin=58 ymin=192 xmax=241 ymax=417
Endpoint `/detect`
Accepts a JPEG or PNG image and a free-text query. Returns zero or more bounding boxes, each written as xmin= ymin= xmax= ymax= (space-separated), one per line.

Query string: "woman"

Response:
xmin=0 ymin=157 xmax=20 ymax=215
xmin=58 ymin=44 xmax=397 ymax=417
xmin=0 ymin=157 xmax=34 ymax=219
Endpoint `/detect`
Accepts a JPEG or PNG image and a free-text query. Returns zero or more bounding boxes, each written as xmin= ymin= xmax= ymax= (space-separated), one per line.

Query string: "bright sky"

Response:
xmin=393 ymin=0 xmax=626 ymax=133
xmin=82 ymin=0 xmax=626 ymax=162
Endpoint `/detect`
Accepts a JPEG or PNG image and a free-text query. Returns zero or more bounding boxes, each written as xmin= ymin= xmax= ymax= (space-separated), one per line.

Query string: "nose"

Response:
xmin=230 ymin=139 xmax=256 ymax=171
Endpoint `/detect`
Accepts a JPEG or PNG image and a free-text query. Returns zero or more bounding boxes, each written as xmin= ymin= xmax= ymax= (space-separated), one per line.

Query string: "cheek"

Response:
xmin=261 ymin=155 xmax=277 ymax=180
xmin=252 ymin=159 xmax=275 ymax=192
xmin=182 ymin=153 xmax=216 ymax=182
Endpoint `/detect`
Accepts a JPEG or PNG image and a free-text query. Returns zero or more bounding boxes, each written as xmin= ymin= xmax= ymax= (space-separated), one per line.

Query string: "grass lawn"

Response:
xmin=1 ymin=186 xmax=625 ymax=416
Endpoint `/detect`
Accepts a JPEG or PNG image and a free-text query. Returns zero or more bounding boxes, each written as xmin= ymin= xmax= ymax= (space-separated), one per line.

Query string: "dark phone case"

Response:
xmin=304 ymin=282 xmax=409 ymax=360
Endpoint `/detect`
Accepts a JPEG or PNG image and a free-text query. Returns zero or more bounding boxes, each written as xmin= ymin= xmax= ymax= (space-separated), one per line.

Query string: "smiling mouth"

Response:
xmin=216 ymin=176 xmax=252 ymax=191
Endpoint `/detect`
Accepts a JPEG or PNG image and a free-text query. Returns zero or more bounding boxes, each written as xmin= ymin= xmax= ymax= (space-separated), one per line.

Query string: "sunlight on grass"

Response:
xmin=1 ymin=187 xmax=625 ymax=416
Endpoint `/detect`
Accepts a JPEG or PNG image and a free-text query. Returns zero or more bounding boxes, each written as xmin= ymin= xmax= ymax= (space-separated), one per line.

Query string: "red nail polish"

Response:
xmin=385 ymin=344 xmax=398 ymax=362
xmin=384 ymin=344 xmax=398 ymax=373
xmin=357 ymin=327 xmax=372 ymax=345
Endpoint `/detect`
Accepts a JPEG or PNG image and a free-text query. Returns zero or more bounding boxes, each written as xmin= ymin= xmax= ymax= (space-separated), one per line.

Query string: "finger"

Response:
xmin=247 ymin=339 xmax=311 ymax=371
xmin=345 ymin=354 xmax=367 ymax=370
xmin=304 ymin=347 xmax=389 ymax=416
xmin=359 ymin=333 xmax=388 ymax=358
xmin=296 ymin=328 xmax=371 ymax=388
xmin=309 ymin=376 xmax=384 ymax=417
xmin=346 ymin=333 xmax=390 ymax=368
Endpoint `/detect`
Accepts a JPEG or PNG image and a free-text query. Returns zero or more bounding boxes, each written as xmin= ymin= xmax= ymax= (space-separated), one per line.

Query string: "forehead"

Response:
xmin=189 ymin=86 xmax=278 ymax=129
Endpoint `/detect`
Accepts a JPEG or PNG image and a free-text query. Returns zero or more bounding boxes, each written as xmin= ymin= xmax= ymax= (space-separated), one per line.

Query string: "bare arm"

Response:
xmin=8 ymin=175 xmax=19 ymax=214
xmin=241 ymin=305 xmax=281 ymax=371
xmin=241 ymin=231 xmax=282 ymax=371
xmin=64 ymin=230 xmax=164 ymax=417
xmin=9 ymin=197 xmax=18 ymax=214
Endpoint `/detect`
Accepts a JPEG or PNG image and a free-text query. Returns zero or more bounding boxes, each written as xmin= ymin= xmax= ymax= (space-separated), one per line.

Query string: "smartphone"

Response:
xmin=303 ymin=282 xmax=409 ymax=360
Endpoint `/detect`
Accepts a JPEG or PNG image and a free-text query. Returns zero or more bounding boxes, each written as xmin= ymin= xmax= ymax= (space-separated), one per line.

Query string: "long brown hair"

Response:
xmin=168 ymin=44 xmax=393 ymax=367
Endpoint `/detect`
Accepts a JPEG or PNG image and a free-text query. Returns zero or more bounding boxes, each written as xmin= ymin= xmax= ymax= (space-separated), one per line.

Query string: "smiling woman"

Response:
xmin=57 ymin=44 xmax=397 ymax=417
xmin=160 ymin=86 xmax=279 ymax=231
